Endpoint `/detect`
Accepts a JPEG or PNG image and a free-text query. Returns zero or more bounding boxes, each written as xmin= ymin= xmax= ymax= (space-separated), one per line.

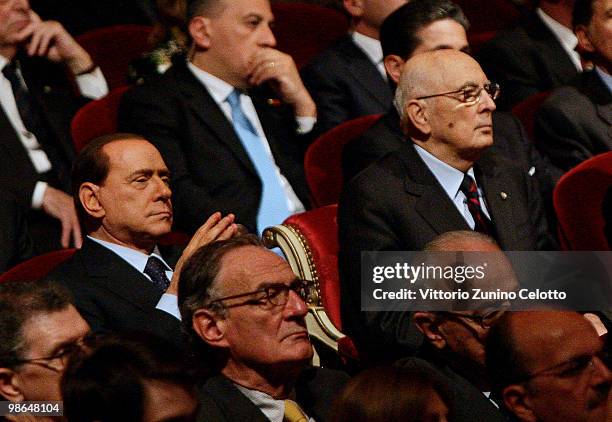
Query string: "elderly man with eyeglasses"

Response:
xmin=0 ymin=280 xmax=90 ymax=419
xmin=178 ymin=234 xmax=348 ymax=422
xmin=487 ymin=310 xmax=612 ymax=422
xmin=338 ymin=49 xmax=556 ymax=365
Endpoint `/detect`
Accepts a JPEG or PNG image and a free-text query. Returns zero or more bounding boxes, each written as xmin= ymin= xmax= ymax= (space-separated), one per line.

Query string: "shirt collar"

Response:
xmin=594 ymin=66 xmax=612 ymax=94
xmin=0 ymin=55 xmax=9 ymax=71
xmin=234 ymin=383 xmax=287 ymax=422
xmin=351 ymin=31 xmax=383 ymax=65
xmin=414 ymin=144 xmax=476 ymax=200
xmin=87 ymin=235 xmax=170 ymax=274
xmin=187 ymin=61 xmax=236 ymax=106
xmin=536 ymin=8 xmax=581 ymax=70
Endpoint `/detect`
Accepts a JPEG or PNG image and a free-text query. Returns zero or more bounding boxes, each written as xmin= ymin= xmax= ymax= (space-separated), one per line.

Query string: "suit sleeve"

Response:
xmin=118 ymin=85 xmax=259 ymax=233
xmin=0 ymin=191 xmax=34 ymax=272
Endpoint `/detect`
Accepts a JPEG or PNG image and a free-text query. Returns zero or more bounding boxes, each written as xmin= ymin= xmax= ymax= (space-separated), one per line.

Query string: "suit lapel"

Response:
xmin=581 ymin=71 xmax=612 ymax=133
xmin=78 ymin=239 xmax=164 ymax=312
xmin=172 ymin=64 xmax=258 ymax=176
xmin=337 ymin=36 xmax=392 ymax=109
xmin=399 ymin=144 xmax=471 ymax=234
xmin=475 ymin=150 xmax=523 ymax=249
xmin=201 ymin=376 xmax=270 ymax=422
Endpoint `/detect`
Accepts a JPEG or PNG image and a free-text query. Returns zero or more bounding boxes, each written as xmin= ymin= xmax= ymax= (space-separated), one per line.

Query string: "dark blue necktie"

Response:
xmin=144 ymin=256 xmax=171 ymax=293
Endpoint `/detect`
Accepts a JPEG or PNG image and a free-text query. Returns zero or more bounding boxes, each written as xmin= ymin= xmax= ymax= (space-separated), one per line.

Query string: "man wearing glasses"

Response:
xmin=487 ymin=310 xmax=611 ymax=422
xmin=178 ymin=235 xmax=347 ymax=422
xmin=0 ymin=280 xmax=90 ymax=412
xmin=339 ymin=49 xmax=555 ymax=363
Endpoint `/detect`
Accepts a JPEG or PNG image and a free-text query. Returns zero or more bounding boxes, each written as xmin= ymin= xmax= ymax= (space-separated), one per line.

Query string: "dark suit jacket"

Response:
xmin=196 ymin=368 xmax=348 ymax=422
xmin=338 ymin=143 xmax=555 ymax=360
xmin=301 ymin=34 xmax=393 ymax=137
xmin=343 ymin=108 xmax=561 ymax=221
xmin=477 ymin=12 xmax=579 ymax=110
xmin=47 ymin=238 xmax=184 ymax=347
xmin=535 ymin=70 xmax=612 ymax=172
xmin=398 ymin=351 xmax=509 ymax=422
xmin=0 ymin=190 xmax=34 ymax=273
xmin=118 ymin=62 xmax=309 ymax=234
xmin=0 ymin=55 xmax=85 ymax=252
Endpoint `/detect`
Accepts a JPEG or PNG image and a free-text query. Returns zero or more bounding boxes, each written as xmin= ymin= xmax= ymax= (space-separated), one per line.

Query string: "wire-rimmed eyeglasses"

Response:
xmin=416 ymin=82 xmax=501 ymax=104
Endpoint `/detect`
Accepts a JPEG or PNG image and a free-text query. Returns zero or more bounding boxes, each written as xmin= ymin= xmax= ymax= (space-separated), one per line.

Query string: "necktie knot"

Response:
xmin=459 ymin=173 xmax=479 ymax=200
xmin=226 ymin=89 xmax=258 ymax=135
xmin=226 ymin=89 xmax=241 ymax=108
xmin=144 ymin=256 xmax=171 ymax=293
xmin=284 ymin=399 xmax=308 ymax=422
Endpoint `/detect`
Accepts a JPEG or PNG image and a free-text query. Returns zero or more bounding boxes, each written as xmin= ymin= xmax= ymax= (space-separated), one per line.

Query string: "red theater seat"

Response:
xmin=0 ymin=249 xmax=77 ymax=283
xmin=554 ymin=152 xmax=612 ymax=250
xmin=263 ymin=205 xmax=359 ymax=363
xmin=76 ymin=25 xmax=153 ymax=90
xmin=71 ymin=86 xmax=130 ymax=152
xmin=305 ymin=114 xmax=382 ymax=207
xmin=271 ymin=2 xmax=349 ymax=69
xmin=511 ymin=91 xmax=551 ymax=143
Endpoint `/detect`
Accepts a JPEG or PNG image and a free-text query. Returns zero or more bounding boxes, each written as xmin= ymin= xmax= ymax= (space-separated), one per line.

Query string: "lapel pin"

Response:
xmin=500 ymin=192 xmax=508 ymax=200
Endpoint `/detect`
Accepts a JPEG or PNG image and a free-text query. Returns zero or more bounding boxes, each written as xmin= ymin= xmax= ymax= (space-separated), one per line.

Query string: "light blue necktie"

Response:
xmin=226 ymin=90 xmax=291 ymax=234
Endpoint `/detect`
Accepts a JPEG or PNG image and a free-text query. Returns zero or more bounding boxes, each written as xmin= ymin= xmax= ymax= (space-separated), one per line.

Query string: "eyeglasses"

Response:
xmin=13 ymin=334 xmax=93 ymax=372
xmin=439 ymin=307 xmax=507 ymax=329
xmin=416 ymin=82 xmax=501 ymax=104
xmin=207 ymin=279 xmax=315 ymax=309
xmin=522 ymin=350 xmax=610 ymax=381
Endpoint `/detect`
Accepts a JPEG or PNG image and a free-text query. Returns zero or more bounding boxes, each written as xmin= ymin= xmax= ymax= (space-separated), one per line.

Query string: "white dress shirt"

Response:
xmin=0 ymin=54 xmax=108 ymax=208
xmin=351 ymin=31 xmax=387 ymax=80
xmin=415 ymin=145 xmax=491 ymax=229
xmin=536 ymin=8 xmax=582 ymax=71
xmin=234 ymin=384 xmax=316 ymax=422
xmin=87 ymin=236 xmax=181 ymax=320
xmin=187 ymin=62 xmax=305 ymax=216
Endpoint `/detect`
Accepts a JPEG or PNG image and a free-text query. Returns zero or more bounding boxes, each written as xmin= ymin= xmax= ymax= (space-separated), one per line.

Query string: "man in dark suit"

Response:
xmin=48 ymin=134 xmax=238 ymax=348
xmin=478 ymin=0 xmax=581 ymax=110
xmin=0 ymin=190 xmax=34 ymax=273
xmin=342 ymin=0 xmax=560 ymax=207
xmin=339 ymin=50 xmax=555 ymax=361
xmin=535 ymin=0 xmax=612 ymax=172
xmin=0 ymin=0 xmax=108 ymax=253
xmin=119 ymin=0 xmax=315 ymax=236
xmin=178 ymin=235 xmax=348 ymax=422
xmin=487 ymin=311 xmax=611 ymax=422
xmin=301 ymin=0 xmax=406 ymax=136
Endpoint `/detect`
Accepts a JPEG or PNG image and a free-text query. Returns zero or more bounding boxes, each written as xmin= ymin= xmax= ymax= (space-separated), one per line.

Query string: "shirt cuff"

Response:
xmin=296 ymin=116 xmax=316 ymax=135
xmin=156 ymin=293 xmax=181 ymax=320
xmin=32 ymin=181 xmax=48 ymax=209
xmin=75 ymin=67 xmax=109 ymax=100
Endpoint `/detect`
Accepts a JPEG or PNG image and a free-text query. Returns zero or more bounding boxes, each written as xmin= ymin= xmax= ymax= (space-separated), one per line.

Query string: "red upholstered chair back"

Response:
xmin=271 ymin=3 xmax=349 ymax=69
xmin=76 ymin=25 xmax=153 ymax=90
xmin=305 ymin=114 xmax=382 ymax=207
xmin=511 ymin=91 xmax=551 ymax=142
xmin=0 ymin=249 xmax=77 ymax=283
xmin=554 ymin=152 xmax=612 ymax=250
xmin=285 ymin=205 xmax=342 ymax=329
xmin=71 ymin=86 xmax=130 ymax=152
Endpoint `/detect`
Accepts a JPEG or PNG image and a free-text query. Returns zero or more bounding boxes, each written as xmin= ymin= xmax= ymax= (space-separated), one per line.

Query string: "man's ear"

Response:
xmin=502 ymin=384 xmax=537 ymax=422
xmin=413 ymin=312 xmax=446 ymax=350
xmin=575 ymin=24 xmax=595 ymax=55
xmin=383 ymin=55 xmax=405 ymax=85
xmin=79 ymin=183 xmax=104 ymax=219
xmin=404 ymin=99 xmax=431 ymax=137
xmin=188 ymin=16 xmax=212 ymax=49
xmin=0 ymin=368 xmax=25 ymax=402
xmin=192 ymin=309 xmax=229 ymax=348
xmin=343 ymin=0 xmax=365 ymax=19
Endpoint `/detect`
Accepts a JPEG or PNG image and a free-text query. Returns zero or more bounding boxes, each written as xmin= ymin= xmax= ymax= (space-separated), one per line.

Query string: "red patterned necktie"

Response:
xmin=459 ymin=174 xmax=494 ymax=235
